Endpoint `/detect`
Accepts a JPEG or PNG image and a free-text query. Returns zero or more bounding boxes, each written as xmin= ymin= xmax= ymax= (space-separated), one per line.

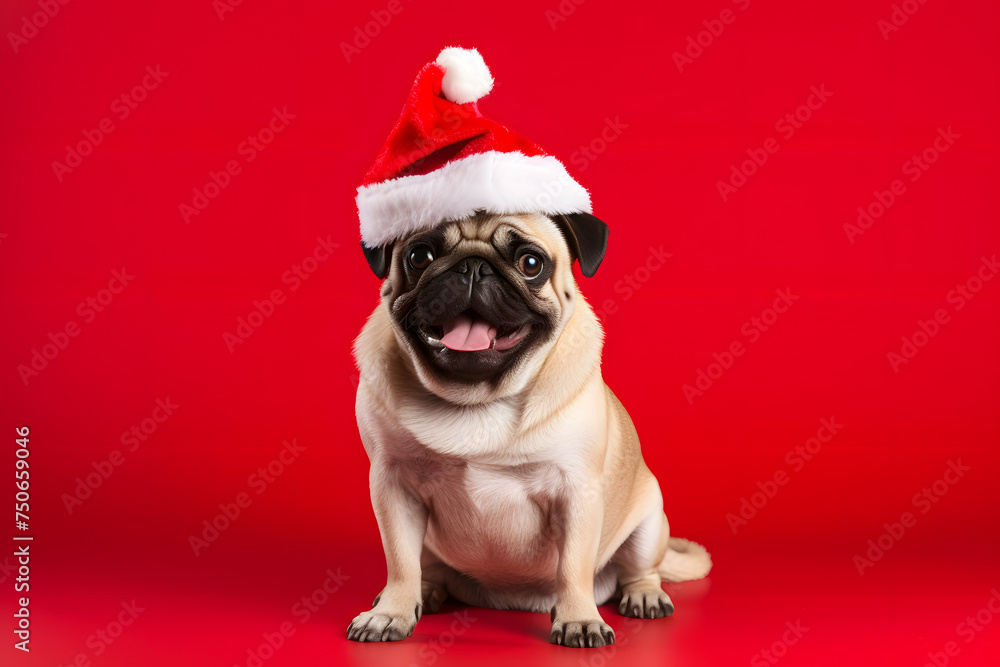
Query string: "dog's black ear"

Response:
xmin=361 ymin=242 xmax=392 ymax=279
xmin=556 ymin=213 xmax=609 ymax=277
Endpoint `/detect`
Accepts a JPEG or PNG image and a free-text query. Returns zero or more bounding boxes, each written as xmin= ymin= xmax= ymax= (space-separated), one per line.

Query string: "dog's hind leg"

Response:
xmin=421 ymin=550 xmax=558 ymax=613
xmin=610 ymin=503 xmax=675 ymax=619
xmin=419 ymin=552 xmax=453 ymax=614
xmin=419 ymin=550 xmax=498 ymax=612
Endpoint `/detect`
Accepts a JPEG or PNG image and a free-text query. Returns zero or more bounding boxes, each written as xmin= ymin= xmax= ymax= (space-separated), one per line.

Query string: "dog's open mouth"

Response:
xmin=418 ymin=310 xmax=531 ymax=352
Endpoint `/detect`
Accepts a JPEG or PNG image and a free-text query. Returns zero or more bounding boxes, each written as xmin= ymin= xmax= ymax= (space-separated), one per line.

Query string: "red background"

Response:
xmin=2 ymin=1 xmax=999 ymax=665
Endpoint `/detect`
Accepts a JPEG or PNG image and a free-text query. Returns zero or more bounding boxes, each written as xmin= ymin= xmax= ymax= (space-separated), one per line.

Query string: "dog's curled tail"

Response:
xmin=658 ymin=537 xmax=713 ymax=582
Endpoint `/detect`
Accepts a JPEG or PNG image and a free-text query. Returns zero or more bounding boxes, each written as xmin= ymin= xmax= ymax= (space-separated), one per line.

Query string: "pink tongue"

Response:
xmin=440 ymin=315 xmax=497 ymax=351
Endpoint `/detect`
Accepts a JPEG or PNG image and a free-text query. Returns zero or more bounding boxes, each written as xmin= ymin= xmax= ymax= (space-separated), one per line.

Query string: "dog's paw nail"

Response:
xmin=347 ymin=610 xmax=415 ymax=642
xmin=619 ymin=589 xmax=674 ymax=619
xmin=550 ymin=620 xmax=614 ymax=648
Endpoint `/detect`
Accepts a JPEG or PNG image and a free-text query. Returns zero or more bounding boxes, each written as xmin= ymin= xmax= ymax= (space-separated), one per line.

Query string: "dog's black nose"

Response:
xmin=450 ymin=257 xmax=494 ymax=280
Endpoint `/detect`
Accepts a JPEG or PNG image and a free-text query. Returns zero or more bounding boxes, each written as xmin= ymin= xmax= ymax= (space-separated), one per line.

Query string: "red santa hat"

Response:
xmin=356 ymin=47 xmax=593 ymax=249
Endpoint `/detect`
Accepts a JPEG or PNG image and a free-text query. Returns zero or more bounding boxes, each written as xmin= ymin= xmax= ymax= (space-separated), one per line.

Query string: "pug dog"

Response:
xmin=349 ymin=210 xmax=711 ymax=648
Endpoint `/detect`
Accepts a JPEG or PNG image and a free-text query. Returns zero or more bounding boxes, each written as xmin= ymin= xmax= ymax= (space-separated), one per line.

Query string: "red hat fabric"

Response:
xmin=356 ymin=47 xmax=592 ymax=247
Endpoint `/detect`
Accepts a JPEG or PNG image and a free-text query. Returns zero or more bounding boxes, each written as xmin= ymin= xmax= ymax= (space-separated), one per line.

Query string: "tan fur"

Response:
xmin=349 ymin=213 xmax=710 ymax=647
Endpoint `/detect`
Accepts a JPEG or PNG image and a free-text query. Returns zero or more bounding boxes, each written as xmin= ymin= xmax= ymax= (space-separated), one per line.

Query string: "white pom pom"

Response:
xmin=435 ymin=47 xmax=494 ymax=104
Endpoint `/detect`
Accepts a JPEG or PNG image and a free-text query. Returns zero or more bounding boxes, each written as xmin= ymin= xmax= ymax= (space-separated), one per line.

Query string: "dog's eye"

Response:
xmin=408 ymin=245 xmax=435 ymax=270
xmin=517 ymin=253 xmax=543 ymax=279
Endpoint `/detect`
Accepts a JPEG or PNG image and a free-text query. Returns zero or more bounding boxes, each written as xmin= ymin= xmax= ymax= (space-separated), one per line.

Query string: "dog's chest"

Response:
xmin=408 ymin=455 xmax=565 ymax=584
xmin=395 ymin=392 xmax=529 ymax=459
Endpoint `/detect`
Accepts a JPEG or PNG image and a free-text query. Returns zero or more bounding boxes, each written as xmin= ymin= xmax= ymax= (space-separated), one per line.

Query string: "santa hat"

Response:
xmin=356 ymin=47 xmax=594 ymax=250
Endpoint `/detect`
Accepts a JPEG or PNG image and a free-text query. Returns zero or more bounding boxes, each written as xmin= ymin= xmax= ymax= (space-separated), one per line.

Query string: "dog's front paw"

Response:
xmin=550 ymin=619 xmax=615 ymax=648
xmin=347 ymin=609 xmax=417 ymax=642
xmin=618 ymin=587 xmax=674 ymax=619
